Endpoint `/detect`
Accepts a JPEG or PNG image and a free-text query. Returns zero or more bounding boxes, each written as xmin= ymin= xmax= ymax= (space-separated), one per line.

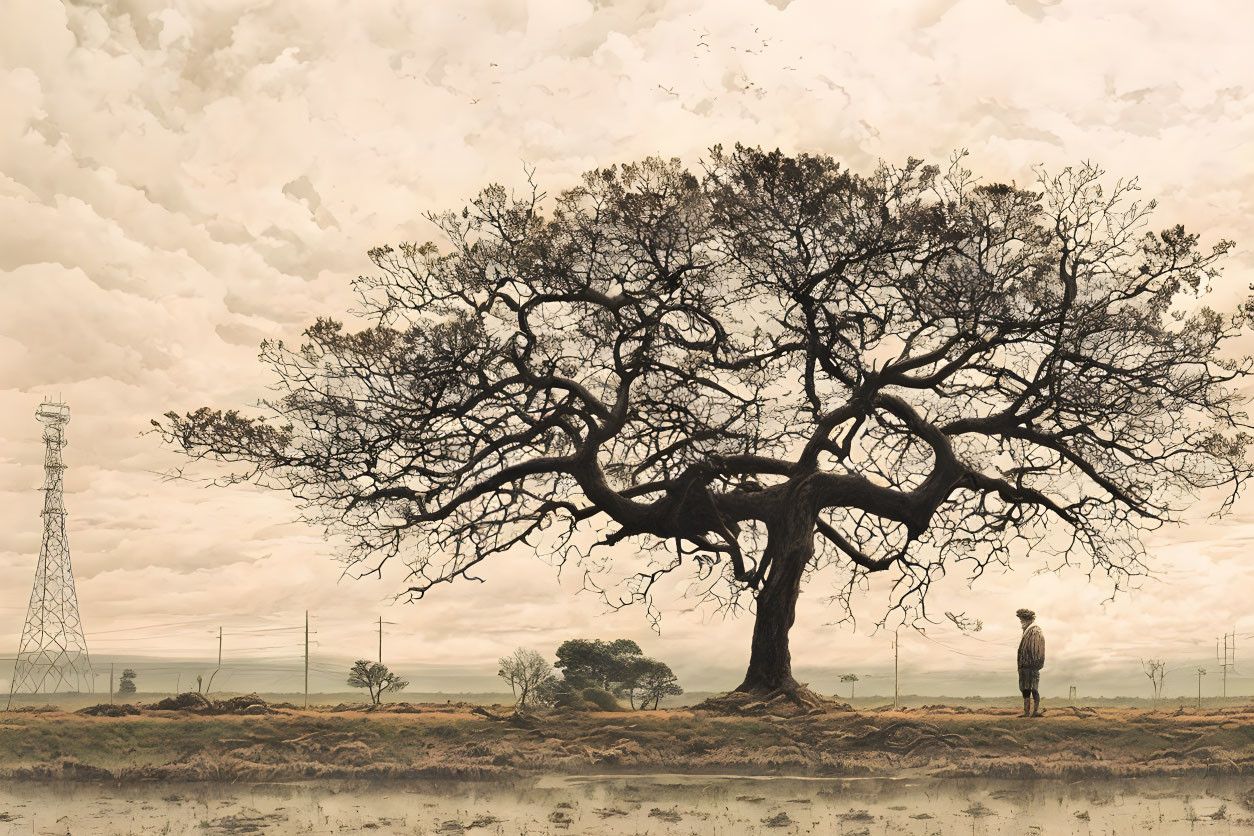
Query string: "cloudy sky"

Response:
xmin=2 ymin=0 xmax=1254 ymax=699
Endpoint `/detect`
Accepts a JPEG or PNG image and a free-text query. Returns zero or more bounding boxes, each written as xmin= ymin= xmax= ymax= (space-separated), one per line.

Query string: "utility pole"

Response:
xmin=109 ymin=663 xmax=114 ymax=706
xmin=1197 ymin=667 xmax=1206 ymax=710
xmin=893 ymin=628 xmax=900 ymax=711
xmin=204 ymin=626 xmax=223 ymax=695
xmin=304 ymin=611 xmax=309 ymax=710
xmin=1216 ymin=631 xmax=1235 ymax=700
xmin=376 ymin=616 xmax=396 ymax=664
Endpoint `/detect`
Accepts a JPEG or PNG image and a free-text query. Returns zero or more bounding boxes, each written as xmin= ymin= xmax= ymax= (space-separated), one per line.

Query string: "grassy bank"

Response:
xmin=2 ymin=699 xmax=1253 ymax=783
xmin=7 ymin=691 xmax=1249 ymax=712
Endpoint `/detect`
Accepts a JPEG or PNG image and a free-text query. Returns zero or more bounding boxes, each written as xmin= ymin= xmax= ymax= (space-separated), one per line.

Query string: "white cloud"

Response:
xmin=0 ymin=0 xmax=1251 ymax=696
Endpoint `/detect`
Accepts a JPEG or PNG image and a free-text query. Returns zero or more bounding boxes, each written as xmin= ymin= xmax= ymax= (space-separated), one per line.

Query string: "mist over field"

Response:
xmin=3 ymin=654 xmax=1246 ymax=703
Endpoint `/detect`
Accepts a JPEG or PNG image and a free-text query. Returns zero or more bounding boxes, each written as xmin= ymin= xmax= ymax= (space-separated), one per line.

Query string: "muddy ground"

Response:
xmin=2 ymin=697 xmax=1253 ymax=784
xmin=1 ymin=774 xmax=1250 ymax=835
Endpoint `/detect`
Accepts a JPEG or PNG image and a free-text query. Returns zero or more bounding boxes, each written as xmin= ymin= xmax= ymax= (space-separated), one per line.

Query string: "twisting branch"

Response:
xmin=154 ymin=146 xmax=1250 ymax=642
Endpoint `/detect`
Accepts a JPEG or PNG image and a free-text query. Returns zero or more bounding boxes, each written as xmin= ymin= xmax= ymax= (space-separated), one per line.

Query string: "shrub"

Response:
xmin=581 ymin=687 xmax=626 ymax=711
xmin=534 ymin=677 xmax=589 ymax=710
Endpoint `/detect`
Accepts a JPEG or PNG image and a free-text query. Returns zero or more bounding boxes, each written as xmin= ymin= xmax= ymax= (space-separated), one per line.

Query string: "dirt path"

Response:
xmin=2 ymin=701 xmax=1252 ymax=783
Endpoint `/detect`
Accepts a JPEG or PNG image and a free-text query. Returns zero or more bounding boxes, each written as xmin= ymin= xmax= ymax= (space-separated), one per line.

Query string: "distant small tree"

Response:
xmin=840 ymin=673 xmax=859 ymax=699
xmin=554 ymin=639 xmax=643 ymax=691
xmin=498 ymin=648 xmax=556 ymax=710
xmin=347 ymin=660 xmax=409 ymax=705
xmin=1142 ymin=659 xmax=1166 ymax=706
xmin=117 ymin=669 xmax=137 ymax=695
xmin=621 ymin=658 xmax=683 ymax=710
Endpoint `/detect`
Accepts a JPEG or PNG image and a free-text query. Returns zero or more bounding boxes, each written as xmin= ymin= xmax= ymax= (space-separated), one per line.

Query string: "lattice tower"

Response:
xmin=7 ymin=401 xmax=92 ymax=703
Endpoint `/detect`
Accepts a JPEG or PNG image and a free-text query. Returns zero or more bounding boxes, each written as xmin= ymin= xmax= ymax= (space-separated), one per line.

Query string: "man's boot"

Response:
xmin=1021 ymin=697 xmax=1031 ymax=717
xmin=1031 ymin=695 xmax=1043 ymax=717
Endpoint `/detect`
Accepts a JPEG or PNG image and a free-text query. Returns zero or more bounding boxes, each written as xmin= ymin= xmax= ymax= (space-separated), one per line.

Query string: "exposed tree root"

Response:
xmin=471 ymin=706 xmax=507 ymax=721
xmin=1060 ymin=706 xmax=1100 ymax=719
xmin=470 ymin=705 xmax=538 ymax=729
xmin=145 ymin=693 xmax=273 ymax=715
xmin=695 ymin=684 xmax=850 ymax=717
xmin=831 ymin=720 xmax=971 ymax=755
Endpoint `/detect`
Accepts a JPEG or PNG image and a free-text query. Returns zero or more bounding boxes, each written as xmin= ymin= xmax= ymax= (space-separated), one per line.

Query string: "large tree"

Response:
xmin=159 ymin=146 xmax=1252 ymax=706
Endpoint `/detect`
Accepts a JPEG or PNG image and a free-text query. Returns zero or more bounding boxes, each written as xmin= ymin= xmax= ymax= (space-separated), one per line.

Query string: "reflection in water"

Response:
xmin=0 ymin=774 xmax=1246 ymax=834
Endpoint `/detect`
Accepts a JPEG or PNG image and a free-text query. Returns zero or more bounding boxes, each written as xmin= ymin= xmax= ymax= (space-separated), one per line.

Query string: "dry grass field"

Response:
xmin=2 ymin=696 xmax=1253 ymax=784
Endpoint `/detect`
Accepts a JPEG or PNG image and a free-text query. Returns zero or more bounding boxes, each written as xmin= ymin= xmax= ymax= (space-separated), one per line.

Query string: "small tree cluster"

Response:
xmin=347 ymin=660 xmax=409 ymax=705
xmin=555 ymin=639 xmax=644 ymax=691
xmin=556 ymin=638 xmax=683 ymax=710
xmin=117 ymin=668 xmax=137 ymax=696
xmin=498 ymin=638 xmax=685 ymax=711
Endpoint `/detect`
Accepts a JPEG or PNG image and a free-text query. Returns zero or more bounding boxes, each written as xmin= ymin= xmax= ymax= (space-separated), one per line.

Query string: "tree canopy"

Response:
xmin=160 ymin=146 xmax=1252 ymax=703
xmin=554 ymin=638 xmax=644 ymax=691
xmin=620 ymin=657 xmax=683 ymax=710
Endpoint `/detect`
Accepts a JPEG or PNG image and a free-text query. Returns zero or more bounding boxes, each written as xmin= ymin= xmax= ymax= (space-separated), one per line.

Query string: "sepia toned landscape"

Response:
xmin=5 ymin=1 xmax=1254 ymax=834
xmin=3 ymin=696 xmax=1254 ymax=833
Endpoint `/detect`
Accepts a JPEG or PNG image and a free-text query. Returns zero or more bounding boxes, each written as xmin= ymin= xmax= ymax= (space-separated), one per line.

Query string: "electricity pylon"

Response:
xmin=6 ymin=401 xmax=92 ymax=705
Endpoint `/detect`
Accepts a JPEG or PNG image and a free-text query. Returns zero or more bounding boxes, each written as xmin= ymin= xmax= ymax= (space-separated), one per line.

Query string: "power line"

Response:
xmin=88 ymin=632 xmax=217 ymax=643
xmin=89 ymin=619 xmax=221 ymax=635
xmin=915 ymin=630 xmax=998 ymax=661
xmin=84 ymin=619 xmax=304 ymax=638
xmin=232 ymin=626 xmax=304 ymax=634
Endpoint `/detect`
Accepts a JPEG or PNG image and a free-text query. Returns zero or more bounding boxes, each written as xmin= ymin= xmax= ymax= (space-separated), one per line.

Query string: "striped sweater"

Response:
xmin=1018 ymin=624 xmax=1045 ymax=670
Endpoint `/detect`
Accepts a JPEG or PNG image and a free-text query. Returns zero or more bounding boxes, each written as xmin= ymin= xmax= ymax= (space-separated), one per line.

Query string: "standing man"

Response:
xmin=1016 ymin=608 xmax=1045 ymax=717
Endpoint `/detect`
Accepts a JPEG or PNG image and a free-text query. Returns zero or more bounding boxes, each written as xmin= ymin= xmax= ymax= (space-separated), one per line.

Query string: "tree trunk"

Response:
xmin=734 ymin=516 xmax=826 ymax=708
